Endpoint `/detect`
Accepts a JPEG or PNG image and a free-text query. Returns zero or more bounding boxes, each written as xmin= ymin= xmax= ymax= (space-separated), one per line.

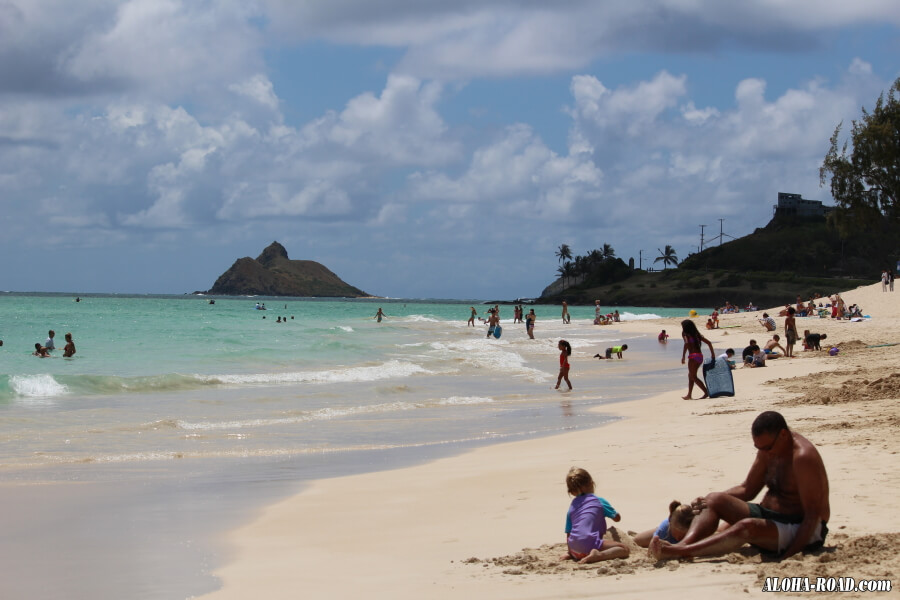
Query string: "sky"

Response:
xmin=1 ymin=1 xmax=898 ymax=299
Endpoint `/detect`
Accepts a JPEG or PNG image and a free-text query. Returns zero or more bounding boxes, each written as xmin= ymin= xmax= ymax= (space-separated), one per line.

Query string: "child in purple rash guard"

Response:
xmin=562 ymin=467 xmax=630 ymax=563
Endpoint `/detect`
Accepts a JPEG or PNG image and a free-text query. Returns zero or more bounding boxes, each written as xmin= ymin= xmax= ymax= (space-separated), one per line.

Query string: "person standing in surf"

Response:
xmin=526 ymin=309 xmax=536 ymax=339
xmin=467 ymin=306 xmax=476 ymax=327
xmin=556 ymin=339 xmax=572 ymax=390
xmin=680 ymin=319 xmax=715 ymax=400
xmin=561 ymin=301 xmax=571 ymax=324
xmin=63 ymin=332 xmax=76 ymax=357
xmin=374 ymin=307 xmax=386 ymax=323
xmin=486 ymin=308 xmax=500 ymax=338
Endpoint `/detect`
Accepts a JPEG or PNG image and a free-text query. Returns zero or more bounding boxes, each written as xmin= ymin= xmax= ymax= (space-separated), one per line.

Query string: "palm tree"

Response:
xmin=655 ymin=245 xmax=679 ymax=270
xmin=601 ymin=243 xmax=616 ymax=261
xmin=556 ymin=265 xmax=567 ymax=287
xmin=555 ymin=244 xmax=573 ymax=265
xmin=587 ymin=248 xmax=603 ymax=267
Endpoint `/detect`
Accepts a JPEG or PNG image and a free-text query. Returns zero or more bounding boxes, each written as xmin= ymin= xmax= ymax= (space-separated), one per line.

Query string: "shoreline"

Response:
xmin=202 ymin=282 xmax=900 ymax=599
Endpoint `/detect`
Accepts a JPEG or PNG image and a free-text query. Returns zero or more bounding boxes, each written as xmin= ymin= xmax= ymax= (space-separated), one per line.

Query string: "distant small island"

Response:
xmin=204 ymin=241 xmax=370 ymax=297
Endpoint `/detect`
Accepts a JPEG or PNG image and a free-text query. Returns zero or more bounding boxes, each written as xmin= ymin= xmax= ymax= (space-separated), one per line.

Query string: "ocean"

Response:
xmin=0 ymin=293 xmax=694 ymax=599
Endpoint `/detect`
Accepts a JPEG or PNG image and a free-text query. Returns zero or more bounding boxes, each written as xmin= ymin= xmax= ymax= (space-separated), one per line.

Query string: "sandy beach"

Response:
xmin=202 ymin=283 xmax=898 ymax=599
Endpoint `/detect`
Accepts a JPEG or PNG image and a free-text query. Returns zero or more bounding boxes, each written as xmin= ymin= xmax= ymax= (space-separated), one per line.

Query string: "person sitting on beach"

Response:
xmin=658 ymin=330 xmax=669 ymax=342
xmin=719 ymin=348 xmax=736 ymax=369
xmin=743 ymin=346 xmax=765 ymax=368
xmin=634 ymin=500 xmax=696 ymax=548
xmin=711 ymin=309 xmax=719 ymax=328
xmin=63 ymin=333 xmax=76 ymax=357
xmin=649 ymin=411 xmax=829 ymax=562
xmin=595 ymin=344 xmax=628 ymax=360
xmin=705 ymin=318 xmax=715 ymax=330
xmin=804 ymin=332 xmax=827 ymax=351
xmin=613 ymin=310 xmax=620 ymax=323
xmin=741 ymin=340 xmax=757 ymax=364
xmin=561 ymin=467 xmax=629 ymax=564
xmin=33 ymin=343 xmax=50 ymax=357
xmin=763 ymin=335 xmax=786 ymax=358
xmin=758 ymin=313 xmax=776 ymax=332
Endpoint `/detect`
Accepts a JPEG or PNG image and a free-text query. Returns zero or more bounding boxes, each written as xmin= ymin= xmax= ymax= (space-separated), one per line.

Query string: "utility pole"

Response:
xmin=699 ymin=224 xmax=707 ymax=253
xmin=639 ymin=249 xmax=643 ymax=270
xmin=718 ymin=218 xmax=725 ymax=246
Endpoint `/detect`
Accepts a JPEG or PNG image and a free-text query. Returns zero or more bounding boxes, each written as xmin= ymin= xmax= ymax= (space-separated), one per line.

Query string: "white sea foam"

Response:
xmin=437 ymin=396 xmax=494 ymax=405
xmin=620 ymin=312 xmax=662 ymax=321
xmin=427 ymin=339 xmax=547 ymax=380
xmin=207 ymin=360 xmax=430 ymax=386
xmin=176 ymin=400 xmax=421 ymax=431
xmin=9 ymin=375 xmax=69 ymax=398
xmin=404 ymin=314 xmax=440 ymax=322
xmin=335 ymin=326 xmax=354 ymax=332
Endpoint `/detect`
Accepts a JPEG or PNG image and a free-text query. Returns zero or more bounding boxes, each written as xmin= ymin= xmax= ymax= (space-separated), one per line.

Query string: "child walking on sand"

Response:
xmin=633 ymin=500 xmax=696 ymax=548
xmin=562 ymin=467 xmax=630 ymax=563
xmin=555 ymin=340 xmax=572 ymax=390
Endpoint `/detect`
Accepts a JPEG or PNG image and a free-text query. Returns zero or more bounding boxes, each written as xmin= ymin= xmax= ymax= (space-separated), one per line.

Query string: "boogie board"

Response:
xmin=702 ymin=357 xmax=735 ymax=398
xmin=492 ymin=325 xmax=502 ymax=339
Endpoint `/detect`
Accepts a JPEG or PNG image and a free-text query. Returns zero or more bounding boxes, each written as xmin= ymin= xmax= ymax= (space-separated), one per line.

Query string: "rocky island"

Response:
xmin=206 ymin=242 xmax=369 ymax=297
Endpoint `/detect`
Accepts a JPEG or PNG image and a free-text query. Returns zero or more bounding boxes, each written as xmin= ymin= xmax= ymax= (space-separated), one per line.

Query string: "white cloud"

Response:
xmin=407 ymin=123 xmax=602 ymax=221
xmin=569 ymin=72 xmax=687 ymax=137
xmin=229 ymin=74 xmax=280 ymax=111
xmin=260 ymin=0 xmax=900 ymax=79
xmin=300 ymin=74 xmax=460 ymax=167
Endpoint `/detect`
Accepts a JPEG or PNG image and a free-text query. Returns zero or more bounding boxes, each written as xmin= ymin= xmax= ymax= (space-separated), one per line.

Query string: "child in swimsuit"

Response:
xmin=680 ymin=319 xmax=715 ymax=399
xmin=634 ymin=500 xmax=696 ymax=548
xmin=562 ymin=467 xmax=629 ymax=563
xmin=555 ymin=340 xmax=572 ymax=390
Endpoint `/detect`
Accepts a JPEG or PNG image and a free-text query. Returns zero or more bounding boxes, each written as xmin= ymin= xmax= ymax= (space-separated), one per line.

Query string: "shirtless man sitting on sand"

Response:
xmin=650 ymin=411 xmax=829 ymax=561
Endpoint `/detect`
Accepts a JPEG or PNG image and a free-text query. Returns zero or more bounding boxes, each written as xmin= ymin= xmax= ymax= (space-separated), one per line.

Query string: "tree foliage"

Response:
xmin=555 ymin=244 xmax=573 ymax=264
xmin=552 ymin=244 xmax=630 ymax=289
xmin=655 ymin=245 xmax=678 ymax=269
xmin=820 ymin=77 xmax=900 ymax=232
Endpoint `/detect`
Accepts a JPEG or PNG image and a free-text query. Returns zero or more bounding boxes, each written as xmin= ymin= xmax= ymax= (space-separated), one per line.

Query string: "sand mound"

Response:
xmin=466 ymin=532 xmax=900 ymax=585
xmin=462 ymin=528 xmax=653 ymax=577
xmin=755 ymin=533 xmax=900 ymax=587
xmin=775 ymin=367 xmax=900 ymax=406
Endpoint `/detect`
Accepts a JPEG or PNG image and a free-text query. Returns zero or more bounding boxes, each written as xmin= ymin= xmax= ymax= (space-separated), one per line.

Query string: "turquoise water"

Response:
xmin=0 ymin=293 xmax=694 ymax=599
xmin=0 ymin=294 xmax=694 ymax=473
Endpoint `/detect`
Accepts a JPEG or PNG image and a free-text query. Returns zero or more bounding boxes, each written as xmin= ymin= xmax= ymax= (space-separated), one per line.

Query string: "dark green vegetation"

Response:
xmin=207 ymin=241 xmax=368 ymax=297
xmin=543 ymin=79 xmax=899 ymax=308
xmin=542 ymin=259 xmax=872 ymax=309
xmin=820 ymin=77 xmax=900 ymax=236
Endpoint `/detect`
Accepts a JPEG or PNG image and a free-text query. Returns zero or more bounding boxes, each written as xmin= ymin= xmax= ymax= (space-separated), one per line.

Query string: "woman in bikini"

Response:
xmin=680 ymin=319 xmax=715 ymax=400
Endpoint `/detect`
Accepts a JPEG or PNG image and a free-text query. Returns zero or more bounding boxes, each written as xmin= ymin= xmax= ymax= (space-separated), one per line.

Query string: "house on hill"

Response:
xmin=773 ymin=192 xmax=834 ymax=219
